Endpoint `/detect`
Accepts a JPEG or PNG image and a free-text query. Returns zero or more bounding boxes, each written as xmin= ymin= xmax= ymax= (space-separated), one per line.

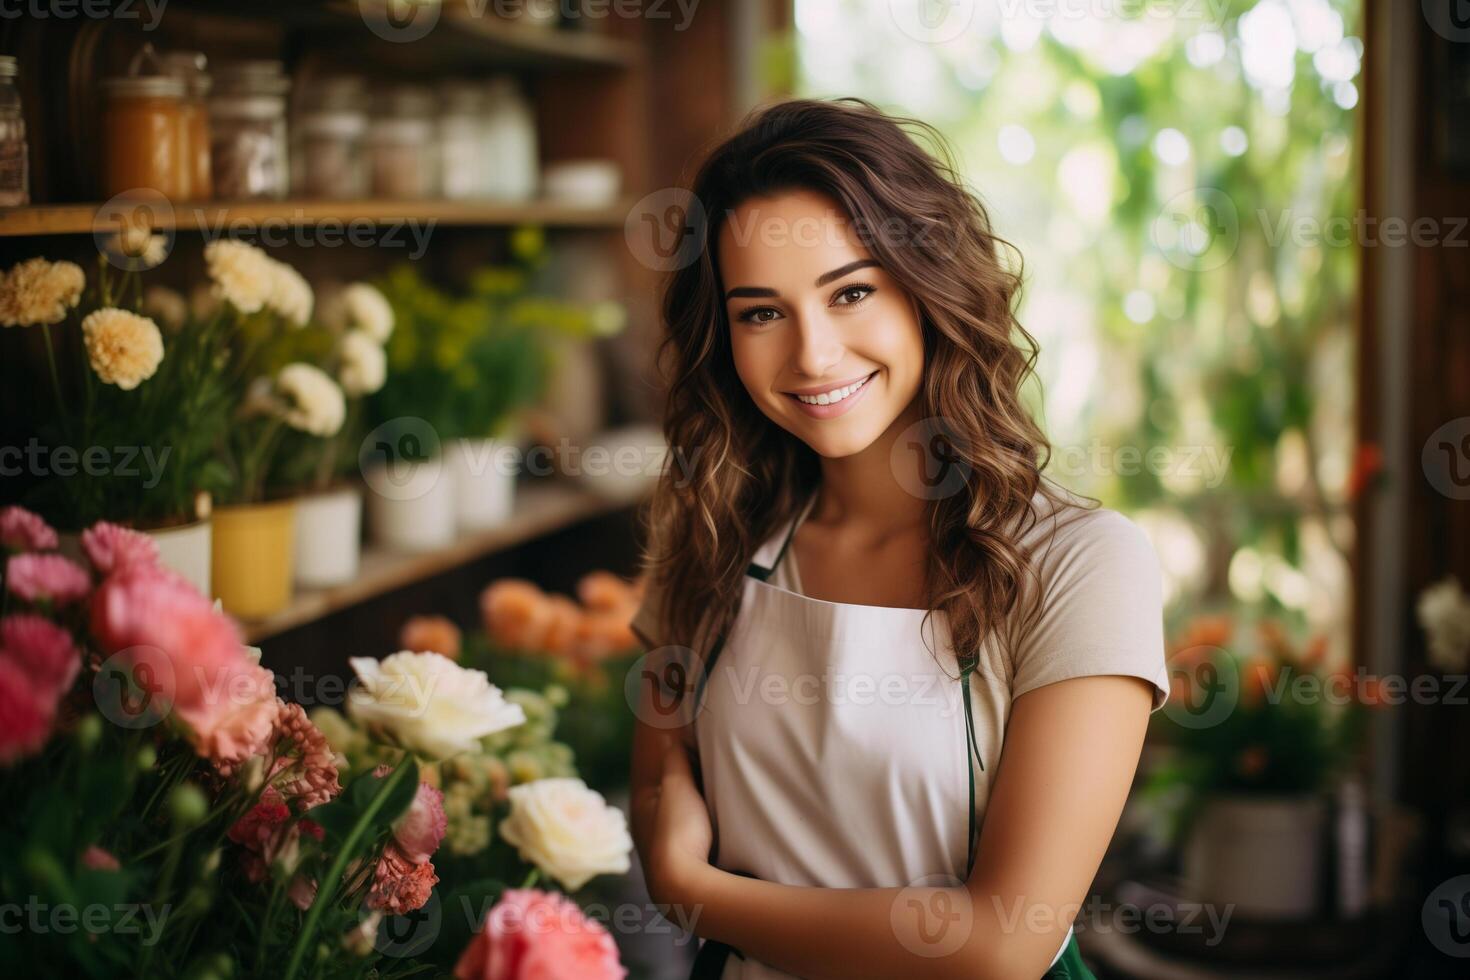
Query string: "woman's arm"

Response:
xmin=645 ymin=673 xmax=1154 ymax=980
xmin=628 ymin=622 xmax=695 ymax=861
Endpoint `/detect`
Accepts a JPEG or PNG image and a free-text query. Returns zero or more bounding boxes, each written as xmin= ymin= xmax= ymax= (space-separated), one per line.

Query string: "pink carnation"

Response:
xmin=0 ymin=614 xmax=80 ymax=700
xmin=366 ymin=841 xmax=439 ymax=916
xmin=179 ymin=662 xmax=279 ymax=768
xmin=217 ymin=700 xmax=341 ymax=807
xmin=80 ymin=522 xmax=159 ymax=575
xmin=394 ymin=781 xmax=447 ymax=864
xmin=0 ymin=506 xmax=58 ymax=553
xmin=0 ymin=657 xmax=54 ymax=764
xmin=227 ymin=785 xmax=325 ymax=888
xmin=90 ymin=562 xmax=266 ymax=755
xmin=5 ymin=553 xmax=90 ymax=606
xmin=454 ymin=888 xmax=626 ymax=980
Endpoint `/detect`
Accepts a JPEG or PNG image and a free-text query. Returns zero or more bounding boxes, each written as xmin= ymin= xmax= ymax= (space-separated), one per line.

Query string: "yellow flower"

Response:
xmin=0 ymin=258 xmax=85 ymax=327
xmin=81 ymin=308 xmax=164 ymax=390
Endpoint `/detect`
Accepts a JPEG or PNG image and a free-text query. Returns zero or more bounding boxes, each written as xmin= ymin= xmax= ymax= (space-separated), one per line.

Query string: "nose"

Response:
xmin=790 ymin=307 xmax=845 ymax=379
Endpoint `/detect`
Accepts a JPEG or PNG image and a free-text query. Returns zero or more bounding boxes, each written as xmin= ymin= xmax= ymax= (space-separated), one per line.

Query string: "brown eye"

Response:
xmin=834 ymin=284 xmax=875 ymax=306
xmin=738 ymin=306 xmax=781 ymax=325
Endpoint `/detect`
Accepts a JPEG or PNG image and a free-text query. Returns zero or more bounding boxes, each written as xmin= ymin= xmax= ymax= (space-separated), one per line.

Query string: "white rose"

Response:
xmin=347 ymin=651 xmax=526 ymax=760
xmin=498 ymin=777 xmax=632 ymax=892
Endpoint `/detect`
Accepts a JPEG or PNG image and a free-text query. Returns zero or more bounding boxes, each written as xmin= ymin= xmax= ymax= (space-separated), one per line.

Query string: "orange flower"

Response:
xmin=480 ymin=579 xmax=554 ymax=651
xmin=539 ymin=595 xmax=583 ymax=656
xmin=399 ymin=615 xmax=462 ymax=660
xmin=1346 ymin=443 xmax=1384 ymax=500
xmin=1299 ymin=634 xmax=1329 ymax=671
xmin=1240 ymin=654 xmax=1279 ymax=708
xmin=577 ymin=570 xmax=637 ymax=614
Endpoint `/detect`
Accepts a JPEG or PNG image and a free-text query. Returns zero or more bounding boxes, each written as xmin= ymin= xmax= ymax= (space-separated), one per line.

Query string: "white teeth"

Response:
xmin=795 ymin=373 xmax=871 ymax=406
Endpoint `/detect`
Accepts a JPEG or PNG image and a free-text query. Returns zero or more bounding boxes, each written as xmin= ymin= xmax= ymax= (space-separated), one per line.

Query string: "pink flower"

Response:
xmin=90 ymin=562 xmax=257 ymax=749
xmin=5 ymin=553 xmax=90 ymax=606
xmin=0 ymin=614 xmax=80 ymax=700
xmin=0 ymin=657 xmax=53 ymax=764
xmin=265 ymin=701 xmax=342 ymax=807
xmin=366 ymin=841 xmax=439 ymax=916
xmin=179 ymin=662 xmax=278 ymax=768
xmin=394 ymin=781 xmax=447 ymax=864
xmin=227 ymin=786 xmax=325 ymax=886
xmin=80 ymin=522 xmax=159 ymax=575
xmin=0 ymin=506 xmax=58 ymax=553
xmin=454 ymin=888 xmax=626 ymax=980
xmin=81 ymin=845 xmax=120 ymax=872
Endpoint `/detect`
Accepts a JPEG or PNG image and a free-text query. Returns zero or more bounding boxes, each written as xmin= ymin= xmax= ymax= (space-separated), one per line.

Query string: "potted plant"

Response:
xmin=201 ymin=240 xmax=346 ymax=619
xmin=0 ymin=237 xmax=233 ymax=594
xmin=1147 ymin=614 xmax=1378 ymax=920
xmin=269 ymin=281 xmax=394 ymax=588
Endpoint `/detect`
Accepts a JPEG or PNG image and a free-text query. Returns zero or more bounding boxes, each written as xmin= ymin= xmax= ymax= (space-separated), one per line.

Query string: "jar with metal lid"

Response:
xmin=101 ymin=72 xmax=188 ymax=200
xmin=368 ymin=85 xmax=439 ymax=200
xmin=293 ymin=75 xmax=368 ymax=199
xmin=210 ymin=60 xmax=290 ymax=200
xmin=438 ymin=83 xmax=484 ymax=200
xmin=0 ymin=56 xmax=28 ymax=206
xmin=160 ymin=51 xmax=213 ymax=200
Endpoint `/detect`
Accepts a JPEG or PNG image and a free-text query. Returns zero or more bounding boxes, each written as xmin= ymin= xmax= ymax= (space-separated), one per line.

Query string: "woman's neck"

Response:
xmin=809 ymin=396 xmax=930 ymax=540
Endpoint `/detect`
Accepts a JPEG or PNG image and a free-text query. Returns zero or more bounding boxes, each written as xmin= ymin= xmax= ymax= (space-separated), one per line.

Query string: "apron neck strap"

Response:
xmin=746 ymin=497 xmax=809 ymax=582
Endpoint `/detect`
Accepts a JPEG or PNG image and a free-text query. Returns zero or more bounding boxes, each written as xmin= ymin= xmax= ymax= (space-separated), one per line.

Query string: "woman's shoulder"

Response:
xmin=1014 ymin=484 xmax=1160 ymax=579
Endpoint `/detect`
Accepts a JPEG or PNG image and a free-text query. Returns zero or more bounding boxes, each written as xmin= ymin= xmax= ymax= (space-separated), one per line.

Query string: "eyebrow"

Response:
xmin=723 ymin=259 xmax=880 ymax=302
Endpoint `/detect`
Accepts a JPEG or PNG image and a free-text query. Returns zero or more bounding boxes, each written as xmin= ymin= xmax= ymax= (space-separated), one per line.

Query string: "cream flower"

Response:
xmin=267 ymin=260 xmax=314 ymax=327
xmin=498 ymin=777 xmax=633 ymax=892
xmin=81 ymin=308 xmax=164 ymax=390
xmin=204 ymin=240 xmax=275 ymax=314
xmin=1417 ymin=576 xmax=1470 ymax=673
xmin=274 ymin=363 xmax=345 ymax=437
xmin=142 ymin=285 xmax=188 ymax=333
xmin=323 ymin=282 xmax=394 ymax=342
xmin=102 ymin=228 xmax=169 ymax=270
xmin=347 ymin=651 xmax=526 ymax=760
xmin=338 ymin=329 xmax=387 ymax=396
xmin=0 ymin=258 xmax=85 ymax=327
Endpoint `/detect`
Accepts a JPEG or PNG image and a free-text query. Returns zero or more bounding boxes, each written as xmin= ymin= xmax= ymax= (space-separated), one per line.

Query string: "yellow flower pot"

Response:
xmin=211 ymin=499 xmax=297 ymax=620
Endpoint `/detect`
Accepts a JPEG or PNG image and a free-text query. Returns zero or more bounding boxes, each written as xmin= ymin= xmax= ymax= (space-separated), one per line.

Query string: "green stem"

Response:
xmin=282 ymin=755 xmax=413 ymax=980
xmin=136 ymin=832 xmax=184 ymax=979
xmin=39 ymin=324 xmax=68 ymax=429
xmin=520 ymin=867 xmax=540 ymax=889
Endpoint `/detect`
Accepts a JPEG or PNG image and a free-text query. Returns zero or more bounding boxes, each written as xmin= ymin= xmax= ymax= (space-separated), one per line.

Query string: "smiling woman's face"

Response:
xmin=718 ymin=189 xmax=925 ymax=459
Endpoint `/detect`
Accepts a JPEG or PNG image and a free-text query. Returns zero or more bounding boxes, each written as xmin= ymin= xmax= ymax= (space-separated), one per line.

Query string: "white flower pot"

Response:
xmin=1183 ymin=794 xmax=1325 ymax=920
xmin=364 ymin=457 xmax=455 ymax=553
xmin=58 ymin=517 xmax=213 ymax=595
xmin=448 ymin=437 xmax=519 ymax=530
xmin=293 ymin=486 xmax=363 ymax=588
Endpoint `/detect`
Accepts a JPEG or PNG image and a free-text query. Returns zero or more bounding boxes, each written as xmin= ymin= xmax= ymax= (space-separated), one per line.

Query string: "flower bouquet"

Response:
xmin=0 ymin=504 xmax=630 ymax=978
xmin=0 ymin=245 xmax=232 ymax=591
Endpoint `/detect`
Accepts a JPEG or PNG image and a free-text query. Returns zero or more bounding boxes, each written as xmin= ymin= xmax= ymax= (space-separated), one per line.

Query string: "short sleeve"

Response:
xmin=1009 ymin=508 xmax=1169 ymax=712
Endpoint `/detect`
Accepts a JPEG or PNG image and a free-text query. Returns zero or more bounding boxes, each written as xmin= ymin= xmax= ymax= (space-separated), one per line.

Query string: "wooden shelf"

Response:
xmin=0 ymin=197 xmax=634 ymax=237
xmin=242 ymin=480 xmax=641 ymax=643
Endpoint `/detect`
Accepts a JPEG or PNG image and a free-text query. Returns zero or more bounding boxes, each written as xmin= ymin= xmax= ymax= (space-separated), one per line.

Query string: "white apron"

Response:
xmin=688 ymin=498 xmax=1072 ymax=978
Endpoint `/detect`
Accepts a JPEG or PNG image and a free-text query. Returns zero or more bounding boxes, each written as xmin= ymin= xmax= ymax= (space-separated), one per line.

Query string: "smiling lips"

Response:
xmin=782 ymin=371 xmax=878 ymax=418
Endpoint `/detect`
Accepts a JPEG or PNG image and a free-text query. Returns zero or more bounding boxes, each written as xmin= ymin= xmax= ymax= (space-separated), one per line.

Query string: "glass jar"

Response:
xmin=293 ymin=75 xmax=368 ymax=199
xmin=100 ymin=74 xmax=188 ymax=200
xmin=210 ymin=60 xmax=289 ymax=200
xmin=368 ymin=86 xmax=438 ymax=199
xmin=0 ymin=56 xmax=28 ymax=206
xmin=438 ymin=84 xmax=484 ymax=200
xmin=481 ymin=76 xmax=537 ymax=201
xmin=161 ymin=51 xmax=212 ymax=200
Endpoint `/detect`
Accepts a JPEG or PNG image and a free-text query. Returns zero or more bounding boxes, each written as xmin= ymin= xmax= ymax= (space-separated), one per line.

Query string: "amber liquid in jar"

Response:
xmin=102 ymin=80 xmax=187 ymax=200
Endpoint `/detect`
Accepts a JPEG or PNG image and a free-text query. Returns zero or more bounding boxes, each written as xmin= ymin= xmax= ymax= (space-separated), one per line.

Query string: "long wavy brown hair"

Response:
xmin=639 ymin=96 xmax=1085 ymax=684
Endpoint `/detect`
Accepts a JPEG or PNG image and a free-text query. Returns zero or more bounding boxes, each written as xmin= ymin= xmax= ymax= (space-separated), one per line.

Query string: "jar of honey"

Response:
xmin=161 ymin=51 xmax=213 ymax=200
xmin=100 ymin=73 xmax=188 ymax=201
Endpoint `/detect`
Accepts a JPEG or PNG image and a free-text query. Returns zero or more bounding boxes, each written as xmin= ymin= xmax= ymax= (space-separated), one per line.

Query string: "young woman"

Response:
xmin=628 ymin=97 xmax=1169 ymax=980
